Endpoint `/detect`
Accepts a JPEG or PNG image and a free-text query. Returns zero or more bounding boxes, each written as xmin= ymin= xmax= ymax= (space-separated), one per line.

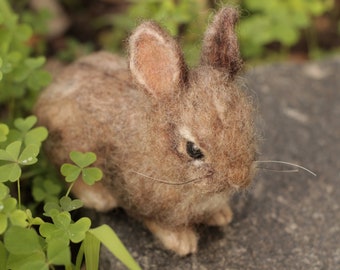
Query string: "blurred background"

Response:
xmin=1 ymin=0 xmax=339 ymax=117
xmin=7 ymin=0 xmax=340 ymax=64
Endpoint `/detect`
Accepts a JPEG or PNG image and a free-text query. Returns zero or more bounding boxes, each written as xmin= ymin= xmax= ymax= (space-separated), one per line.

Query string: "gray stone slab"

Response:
xmin=91 ymin=57 xmax=340 ymax=270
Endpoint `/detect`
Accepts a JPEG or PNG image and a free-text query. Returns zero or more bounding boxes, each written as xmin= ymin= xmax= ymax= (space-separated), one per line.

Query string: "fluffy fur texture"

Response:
xmin=35 ymin=7 xmax=257 ymax=256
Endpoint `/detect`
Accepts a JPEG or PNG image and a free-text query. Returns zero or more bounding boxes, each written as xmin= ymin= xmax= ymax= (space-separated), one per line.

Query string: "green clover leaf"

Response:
xmin=40 ymin=212 xmax=71 ymax=244
xmin=4 ymin=226 xmax=43 ymax=255
xmin=9 ymin=209 xmax=28 ymax=227
xmin=0 ymin=141 xmax=40 ymax=182
xmin=59 ymin=196 xmax=83 ymax=212
xmin=0 ymin=197 xmax=18 ymax=234
xmin=0 ymin=183 xmax=9 ymax=200
xmin=32 ymin=177 xmax=62 ymax=203
xmin=24 ymin=126 xmax=48 ymax=147
xmin=12 ymin=116 xmax=48 ymax=147
xmin=6 ymin=253 xmax=48 ymax=270
xmin=18 ymin=144 xmax=39 ymax=165
xmin=61 ymin=151 xmax=103 ymax=185
xmin=70 ymin=151 xmax=97 ymax=168
xmin=0 ymin=213 xmax=8 ymax=234
xmin=43 ymin=202 xmax=62 ymax=217
xmin=14 ymin=116 xmax=37 ymax=132
xmin=26 ymin=209 xmax=44 ymax=226
xmin=40 ymin=212 xmax=91 ymax=244
xmin=60 ymin=164 xmax=81 ymax=183
xmin=0 ymin=124 xmax=9 ymax=142
xmin=0 ymin=141 xmax=21 ymax=161
xmin=68 ymin=217 xmax=91 ymax=243
xmin=47 ymin=238 xmax=71 ymax=266
xmin=82 ymin=167 xmax=103 ymax=185
xmin=0 ymin=163 xmax=21 ymax=182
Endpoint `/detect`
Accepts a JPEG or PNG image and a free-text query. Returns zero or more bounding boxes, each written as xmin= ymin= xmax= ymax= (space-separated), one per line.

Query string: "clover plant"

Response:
xmin=0 ymin=116 xmax=141 ymax=270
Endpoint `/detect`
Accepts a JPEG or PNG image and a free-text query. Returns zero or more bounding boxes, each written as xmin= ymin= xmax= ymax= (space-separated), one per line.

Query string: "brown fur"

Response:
xmin=34 ymin=7 xmax=257 ymax=256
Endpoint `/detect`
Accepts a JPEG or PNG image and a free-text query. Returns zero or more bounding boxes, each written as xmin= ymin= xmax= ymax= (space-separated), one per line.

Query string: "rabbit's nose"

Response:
xmin=227 ymin=166 xmax=253 ymax=189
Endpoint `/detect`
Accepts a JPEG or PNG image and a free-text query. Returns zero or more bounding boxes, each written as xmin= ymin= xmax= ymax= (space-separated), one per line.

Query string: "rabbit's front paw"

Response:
xmin=72 ymin=180 xmax=118 ymax=212
xmin=145 ymin=221 xmax=198 ymax=256
xmin=205 ymin=204 xmax=233 ymax=226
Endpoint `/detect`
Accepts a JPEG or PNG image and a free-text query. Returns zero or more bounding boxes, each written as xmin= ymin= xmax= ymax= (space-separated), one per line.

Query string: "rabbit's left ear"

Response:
xmin=129 ymin=22 xmax=187 ymax=99
xmin=200 ymin=7 xmax=242 ymax=79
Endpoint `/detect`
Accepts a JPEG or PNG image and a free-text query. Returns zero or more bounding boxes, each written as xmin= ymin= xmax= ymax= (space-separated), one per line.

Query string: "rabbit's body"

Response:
xmin=35 ymin=8 xmax=257 ymax=255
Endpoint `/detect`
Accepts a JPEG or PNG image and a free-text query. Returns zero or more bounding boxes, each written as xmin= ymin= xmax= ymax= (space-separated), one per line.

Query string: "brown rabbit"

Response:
xmin=35 ymin=7 xmax=257 ymax=256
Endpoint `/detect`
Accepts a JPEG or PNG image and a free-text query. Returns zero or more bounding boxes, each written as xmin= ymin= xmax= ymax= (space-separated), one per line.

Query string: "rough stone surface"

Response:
xmin=87 ymin=57 xmax=340 ymax=269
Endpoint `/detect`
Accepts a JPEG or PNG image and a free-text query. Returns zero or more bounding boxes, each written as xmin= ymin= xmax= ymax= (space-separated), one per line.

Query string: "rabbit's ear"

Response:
xmin=200 ymin=7 xmax=242 ymax=79
xmin=129 ymin=22 xmax=187 ymax=98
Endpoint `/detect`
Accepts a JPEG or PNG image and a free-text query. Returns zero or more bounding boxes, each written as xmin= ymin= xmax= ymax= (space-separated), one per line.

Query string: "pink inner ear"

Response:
xmin=130 ymin=28 xmax=184 ymax=98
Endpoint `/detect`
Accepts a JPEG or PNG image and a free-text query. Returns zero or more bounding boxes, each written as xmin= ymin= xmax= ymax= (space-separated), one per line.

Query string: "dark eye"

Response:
xmin=186 ymin=141 xmax=204 ymax=159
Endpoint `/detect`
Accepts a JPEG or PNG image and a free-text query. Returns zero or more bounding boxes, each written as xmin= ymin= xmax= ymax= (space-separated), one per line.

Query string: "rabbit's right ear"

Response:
xmin=200 ymin=7 xmax=242 ymax=79
xmin=129 ymin=22 xmax=187 ymax=98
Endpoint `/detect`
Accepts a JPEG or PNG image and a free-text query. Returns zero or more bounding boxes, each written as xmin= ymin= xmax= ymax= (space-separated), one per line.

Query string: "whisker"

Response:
xmin=130 ymin=171 xmax=205 ymax=186
xmin=257 ymin=167 xmax=299 ymax=173
xmin=255 ymin=160 xmax=316 ymax=176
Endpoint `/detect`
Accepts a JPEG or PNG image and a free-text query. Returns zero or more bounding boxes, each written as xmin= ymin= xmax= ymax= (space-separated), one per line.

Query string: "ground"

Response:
xmin=83 ymin=56 xmax=340 ymax=270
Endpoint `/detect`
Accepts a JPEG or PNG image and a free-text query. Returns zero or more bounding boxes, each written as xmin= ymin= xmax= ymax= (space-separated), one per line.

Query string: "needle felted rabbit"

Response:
xmin=35 ymin=7 xmax=257 ymax=256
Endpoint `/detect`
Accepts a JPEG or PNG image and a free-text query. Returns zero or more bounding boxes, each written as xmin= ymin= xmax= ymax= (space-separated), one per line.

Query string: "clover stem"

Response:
xmin=65 ymin=181 xmax=75 ymax=197
xmin=17 ymin=178 xmax=21 ymax=209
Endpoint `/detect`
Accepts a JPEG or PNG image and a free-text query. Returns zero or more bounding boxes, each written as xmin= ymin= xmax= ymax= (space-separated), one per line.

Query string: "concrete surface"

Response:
xmin=89 ymin=57 xmax=340 ymax=269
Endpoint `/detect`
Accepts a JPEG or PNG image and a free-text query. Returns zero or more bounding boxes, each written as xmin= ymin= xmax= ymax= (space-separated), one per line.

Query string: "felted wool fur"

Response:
xmin=34 ymin=7 xmax=257 ymax=256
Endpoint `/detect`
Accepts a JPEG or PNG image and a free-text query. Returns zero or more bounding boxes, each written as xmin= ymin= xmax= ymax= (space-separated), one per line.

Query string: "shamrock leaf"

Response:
xmin=9 ymin=209 xmax=28 ymax=227
xmin=0 ymin=163 xmax=21 ymax=182
xmin=0 ymin=197 xmax=18 ymax=234
xmin=0 ymin=213 xmax=8 ymax=234
xmin=68 ymin=217 xmax=91 ymax=243
xmin=59 ymin=196 xmax=83 ymax=212
xmin=26 ymin=209 xmax=44 ymax=226
xmin=0 ymin=141 xmax=21 ymax=162
xmin=11 ymin=116 xmax=48 ymax=147
xmin=43 ymin=202 xmax=62 ymax=217
xmin=0 ymin=183 xmax=9 ymax=200
xmin=18 ymin=144 xmax=39 ymax=165
xmin=4 ymin=226 xmax=43 ymax=254
xmin=0 ymin=141 xmax=39 ymax=182
xmin=14 ymin=116 xmax=37 ymax=132
xmin=47 ymin=238 xmax=71 ymax=266
xmin=82 ymin=167 xmax=103 ymax=185
xmin=61 ymin=151 xmax=103 ymax=185
xmin=60 ymin=164 xmax=81 ymax=183
xmin=70 ymin=151 xmax=97 ymax=168
xmin=32 ymin=177 xmax=62 ymax=203
xmin=39 ymin=212 xmax=91 ymax=244
xmin=0 ymin=124 xmax=9 ymax=142
xmin=24 ymin=126 xmax=48 ymax=147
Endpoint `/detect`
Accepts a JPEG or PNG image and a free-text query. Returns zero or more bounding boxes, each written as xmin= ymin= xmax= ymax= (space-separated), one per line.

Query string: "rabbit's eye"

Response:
xmin=186 ymin=141 xmax=204 ymax=159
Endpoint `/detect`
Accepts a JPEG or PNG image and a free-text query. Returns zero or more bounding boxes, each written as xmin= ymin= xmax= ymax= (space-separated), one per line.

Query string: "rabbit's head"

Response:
xmin=127 ymin=7 xmax=257 ymax=194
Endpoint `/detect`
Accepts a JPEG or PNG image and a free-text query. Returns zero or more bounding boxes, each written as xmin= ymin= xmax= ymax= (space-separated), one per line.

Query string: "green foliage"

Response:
xmin=0 ymin=116 xmax=141 ymax=269
xmin=94 ymin=0 xmax=334 ymax=64
xmin=0 ymin=0 xmax=51 ymax=117
xmin=237 ymin=0 xmax=334 ymax=59
xmin=57 ymin=38 xmax=94 ymax=63
xmin=0 ymin=116 xmax=47 ymax=183
xmin=97 ymin=0 xmax=207 ymax=66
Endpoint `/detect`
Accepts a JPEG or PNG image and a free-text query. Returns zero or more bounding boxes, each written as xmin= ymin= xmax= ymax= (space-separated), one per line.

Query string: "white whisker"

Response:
xmin=255 ymin=160 xmax=316 ymax=176
xmin=130 ymin=171 xmax=205 ymax=185
xmin=257 ymin=167 xmax=299 ymax=173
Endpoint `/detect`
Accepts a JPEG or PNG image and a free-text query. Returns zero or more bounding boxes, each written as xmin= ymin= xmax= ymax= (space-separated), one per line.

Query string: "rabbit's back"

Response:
xmin=35 ymin=52 xmax=148 ymax=166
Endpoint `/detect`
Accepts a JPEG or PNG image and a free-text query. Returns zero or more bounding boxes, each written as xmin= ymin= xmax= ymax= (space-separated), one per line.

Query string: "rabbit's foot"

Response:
xmin=72 ymin=180 xmax=118 ymax=212
xmin=205 ymin=204 xmax=233 ymax=226
xmin=145 ymin=221 xmax=198 ymax=256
